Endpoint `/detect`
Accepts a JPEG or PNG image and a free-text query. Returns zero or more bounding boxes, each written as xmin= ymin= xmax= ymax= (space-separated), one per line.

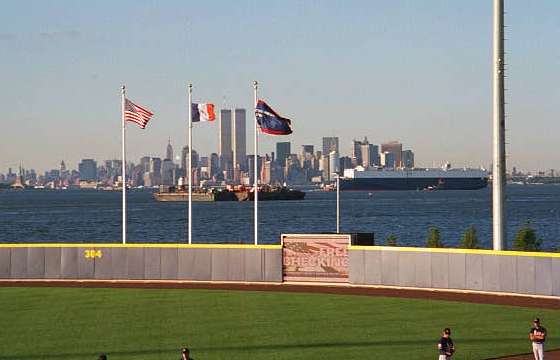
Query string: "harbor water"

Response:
xmin=1 ymin=185 xmax=559 ymax=250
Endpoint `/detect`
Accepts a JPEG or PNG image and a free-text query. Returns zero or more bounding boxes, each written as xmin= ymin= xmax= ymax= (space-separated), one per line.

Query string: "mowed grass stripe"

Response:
xmin=0 ymin=287 xmax=558 ymax=360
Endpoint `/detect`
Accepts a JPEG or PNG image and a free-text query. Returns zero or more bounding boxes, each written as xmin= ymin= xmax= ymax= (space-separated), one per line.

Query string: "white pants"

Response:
xmin=532 ymin=342 xmax=544 ymax=360
xmin=438 ymin=355 xmax=447 ymax=360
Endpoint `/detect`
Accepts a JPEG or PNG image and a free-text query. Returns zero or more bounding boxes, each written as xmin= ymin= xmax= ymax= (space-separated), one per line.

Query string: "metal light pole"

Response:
xmin=492 ymin=0 xmax=506 ymax=250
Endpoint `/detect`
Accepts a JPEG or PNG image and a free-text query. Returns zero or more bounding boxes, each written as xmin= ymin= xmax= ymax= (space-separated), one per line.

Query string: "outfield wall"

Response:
xmin=0 ymin=244 xmax=282 ymax=282
xmin=1 ymin=241 xmax=559 ymax=298
xmin=349 ymin=246 xmax=560 ymax=297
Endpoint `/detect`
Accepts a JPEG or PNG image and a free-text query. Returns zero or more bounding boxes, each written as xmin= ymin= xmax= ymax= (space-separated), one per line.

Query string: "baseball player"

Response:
xmin=529 ymin=318 xmax=547 ymax=360
xmin=437 ymin=328 xmax=455 ymax=360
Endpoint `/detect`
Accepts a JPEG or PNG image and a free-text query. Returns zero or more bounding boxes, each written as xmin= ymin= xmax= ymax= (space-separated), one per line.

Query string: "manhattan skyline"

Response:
xmin=2 ymin=1 xmax=559 ymax=173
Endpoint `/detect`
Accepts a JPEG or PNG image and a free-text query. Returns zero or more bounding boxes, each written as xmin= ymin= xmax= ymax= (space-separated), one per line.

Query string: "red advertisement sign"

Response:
xmin=282 ymin=235 xmax=350 ymax=282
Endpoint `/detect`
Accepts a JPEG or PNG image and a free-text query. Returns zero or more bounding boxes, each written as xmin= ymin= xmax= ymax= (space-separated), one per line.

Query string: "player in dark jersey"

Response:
xmin=180 ymin=347 xmax=194 ymax=360
xmin=437 ymin=328 xmax=455 ymax=360
xmin=529 ymin=318 xmax=547 ymax=360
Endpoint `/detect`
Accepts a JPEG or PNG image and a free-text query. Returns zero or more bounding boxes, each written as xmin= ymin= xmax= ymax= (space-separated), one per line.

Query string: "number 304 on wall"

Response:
xmin=84 ymin=249 xmax=103 ymax=259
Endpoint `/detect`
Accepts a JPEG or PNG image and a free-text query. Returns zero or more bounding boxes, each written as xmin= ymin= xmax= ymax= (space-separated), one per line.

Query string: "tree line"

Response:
xmin=383 ymin=221 xmax=546 ymax=251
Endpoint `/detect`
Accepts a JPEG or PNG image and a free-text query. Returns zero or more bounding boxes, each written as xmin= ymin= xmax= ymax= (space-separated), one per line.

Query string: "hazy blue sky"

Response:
xmin=1 ymin=0 xmax=559 ymax=173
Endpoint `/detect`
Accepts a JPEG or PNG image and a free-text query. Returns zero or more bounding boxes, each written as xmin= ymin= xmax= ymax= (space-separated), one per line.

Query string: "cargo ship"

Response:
xmin=153 ymin=185 xmax=305 ymax=202
xmin=340 ymin=164 xmax=488 ymax=191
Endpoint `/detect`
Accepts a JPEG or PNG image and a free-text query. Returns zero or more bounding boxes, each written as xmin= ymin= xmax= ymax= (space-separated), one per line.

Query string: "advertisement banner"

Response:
xmin=282 ymin=235 xmax=350 ymax=282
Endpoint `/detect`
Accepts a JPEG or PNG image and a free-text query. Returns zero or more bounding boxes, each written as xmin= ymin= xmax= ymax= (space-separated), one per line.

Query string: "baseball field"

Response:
xmin=0 ymin=285 xmax=558 ymax=360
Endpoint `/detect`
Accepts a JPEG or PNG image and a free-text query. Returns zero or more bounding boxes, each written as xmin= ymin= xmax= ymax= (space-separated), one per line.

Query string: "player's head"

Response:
xmin=533 ymin=318 xmax=540 ymax=326
xmin=181 ymin=347 xmax=190 ymax=358
xmin=443 ymin=328 xmax=451 ymax=337
xmin=98 ymin=355 xmax=107 ymax=360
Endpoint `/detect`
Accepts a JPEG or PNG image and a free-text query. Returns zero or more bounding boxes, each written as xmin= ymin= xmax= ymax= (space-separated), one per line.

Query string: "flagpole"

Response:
xmin=121 ymin=85 xmax=127 ymax=245
xmin=253 ymin=80 xmax=258 ymax=246
xmin=336 ymin=174 xmax=340 ymax=234
xmin=188 ymin=83 xmax=193 ymax=245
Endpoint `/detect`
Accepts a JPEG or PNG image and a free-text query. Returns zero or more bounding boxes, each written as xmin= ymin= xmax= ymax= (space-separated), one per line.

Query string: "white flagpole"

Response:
xmin=188 ymin=83 xmax=193 ymax=244
xmin=121 ymin=85 xmax=127 ymax=244
xmin=336 ymin=174 xmax=340 ymax=234
xmin=253 ymin=80 xmax=258 ymax=246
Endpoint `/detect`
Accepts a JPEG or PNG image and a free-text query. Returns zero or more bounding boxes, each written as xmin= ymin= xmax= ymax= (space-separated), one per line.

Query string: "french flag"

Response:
xmin=191 ymin=103 xmax=216 ymax=122
xmin=255 ymin=100 xmax=293 ymax=135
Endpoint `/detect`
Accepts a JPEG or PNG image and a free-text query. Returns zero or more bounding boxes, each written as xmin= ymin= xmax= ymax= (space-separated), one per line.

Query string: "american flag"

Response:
xmin=124 ymin=98 xmax=154 ymax=129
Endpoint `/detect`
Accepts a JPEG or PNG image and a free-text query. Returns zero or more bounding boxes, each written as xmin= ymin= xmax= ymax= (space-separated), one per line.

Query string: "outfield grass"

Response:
xmin=0 ymin=287 xmax=558 ymax=360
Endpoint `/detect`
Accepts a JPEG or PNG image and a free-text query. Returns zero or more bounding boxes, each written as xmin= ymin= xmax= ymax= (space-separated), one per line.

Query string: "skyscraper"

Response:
xmin=329 ymin=151 xmax=340 ymax=177
xmin=162 ymin=159 xmax=174 ymax=185
xmin=78 ymin=159 xmax=97 ymax=181
xmin=232 ymin=108 xmax=246 ymax=172
xmin=276 ymin=142 xmax=291 ymax=167
xmin=402 ymin=150 xmax=415 ymax=168
xmin=322 ymin=137 xmax=339 ymax=156
xmin=369 ymin=144 xmax=380 ymax=166
xmin=381 ymin=152 xmax=396 ymax=168
xmin=140 ymin=156 xmax=151 ymax=173
xmin=150 ymin=157 xmax=162 ymax=185
xmin=360 ymin=137 xmax=371 ymax=168
xmin=381 ymin=141 xmax=403 ymax=168
xmin=181 ymin=146 xmax=188 ymax=172
xmin=165 ymin=139 xmax=173 ymax=161
xmin=352 ymin=139 xmax=363 ymax=167
xmin=301 ymin=145 xmax=314 ymax=157
xmin=219 ymin=109 xmax=233 ymax=175
xmin=210 ymin=153 xmax=219 ymax=178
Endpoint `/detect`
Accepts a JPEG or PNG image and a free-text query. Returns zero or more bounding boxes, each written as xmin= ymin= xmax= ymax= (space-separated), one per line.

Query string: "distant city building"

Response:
xmin=329 ymin=151 xmax=340 ymax=178
xmin=339 ymin=156 xmax=353 ymax=172
xmin=381 ymin=141 xmax=403 ymax=168
xmin=219 ymin=109 xmax=233 ymax=176
xmin=78 ymin=159 xmax=97 ymax=181
xmin=210 ymin=153 xmax=219 ymax=179
xmin=352 ymin=139 xmax=363 ymax=167
xmin=165 ymin=139 xmax=173 ymax=161
xmin=261 ymin=159 xmax=272 ymax=184
xmin=301 ymin=145 xmax=314 ymax=171
xmin=232 ymin=108 xmax=246 ymax=172
xmin=149 ymin=157 xmax=162 ymax=185
xmin=360 ymin=137 xmax=371 ymax=168
xmin=276 ymin=142 xmax=291 ymax=167
xmin=161 ymin=159 xmax=175 ymax=185
xmin=301 ymin=145 xmax=314 ymax=157
xmin=320 ymin=155 xmax=330 ymax=182
xmin=322 ymin=137 xmax=339 ymax=156
xmin=402 ymin=150 xmax=415 ymax=168
xmin=369 ymin=144 xmax=380 ymax=166
xmin=248 ymin=155 xmax=262 ymax=184
xmin=140 ymin=156 xmax=151 ymax=173
xmin=179 ymin=146 xmax=187 ymax=171
xmin=381 ymin=151 xmax=396 ymax=168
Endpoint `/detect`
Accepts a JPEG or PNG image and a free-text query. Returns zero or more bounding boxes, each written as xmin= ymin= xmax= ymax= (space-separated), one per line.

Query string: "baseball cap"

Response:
xmin=182 ymin=347 xmax=190 ymax=354
xmin=534 ymin=318 xmax=540 ymax=323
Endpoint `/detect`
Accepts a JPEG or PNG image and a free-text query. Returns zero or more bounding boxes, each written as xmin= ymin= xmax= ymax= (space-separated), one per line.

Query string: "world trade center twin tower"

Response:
xmin=219 ymin=108 xmax=247 ymax=181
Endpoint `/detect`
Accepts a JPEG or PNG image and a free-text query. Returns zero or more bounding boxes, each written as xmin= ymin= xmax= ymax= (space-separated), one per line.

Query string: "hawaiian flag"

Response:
xmin=255 ymin=100 xmax=293 ymax=135
xmin=191 ymin=103 xmax=216 ymax=122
